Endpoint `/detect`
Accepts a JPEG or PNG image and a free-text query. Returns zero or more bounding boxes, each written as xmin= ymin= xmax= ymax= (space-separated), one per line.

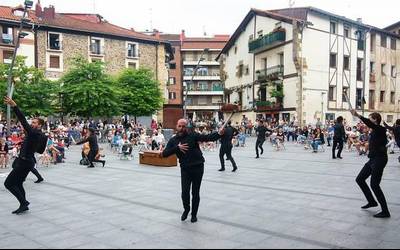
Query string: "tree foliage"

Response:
xmin=117 ymin=68 xmax=163 ymax=117
xmin=60 ymin=57 xmax=122 ymax=119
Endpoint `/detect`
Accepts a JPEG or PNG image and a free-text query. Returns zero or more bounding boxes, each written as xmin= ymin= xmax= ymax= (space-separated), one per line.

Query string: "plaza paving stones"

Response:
xmin=1 ymin=138 xmax=400 ymax=249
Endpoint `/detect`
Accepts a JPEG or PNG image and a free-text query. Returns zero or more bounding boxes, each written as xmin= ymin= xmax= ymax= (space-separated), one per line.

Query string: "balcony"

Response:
xmin=256 ymin=65 xmax=284 ymax=83
xmin=183 ymin=60 xmax=220 ymax=66
xmin=249 ymin=30 xmax=286 ymax=54
xmin=1 ymin=34 xmax=14 ymax=45
xmin=183 ymin=74 xmax=221 ymax=81
xmin=187 ymin=104 xmax=221 ymax=111
xmin=255 ymin=101 xmax=283 ymax=112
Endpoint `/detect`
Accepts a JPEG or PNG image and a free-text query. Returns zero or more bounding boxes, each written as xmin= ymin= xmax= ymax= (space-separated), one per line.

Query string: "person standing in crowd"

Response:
xmin=351 ymin=110 xmax=391 ymax=218
xmin=255 ymin=120 xmax=272 ymax=159
xmin=332 ymin=116 xmax=345 ymax=159
xmin=160 ymin=119 xmax=224 ymax=223
xmin=76 ymin=128 xmax=105 ymax=168
xmin=218 ymin=121 xmax=239 ymax=172
xmin=384 ymin=119 xmax=400 ymax=162
xmin=3 ymin=97 xmax=45 ymax=215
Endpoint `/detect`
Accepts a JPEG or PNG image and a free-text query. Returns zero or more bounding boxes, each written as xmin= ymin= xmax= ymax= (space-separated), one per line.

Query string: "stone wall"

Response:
xmin=104 ymin=39 xmax=125 ymax=75
xmin=139 ymin=44 xmax=157 ymax=73
xmin=62 ymin=33 xmax=88 ymax=70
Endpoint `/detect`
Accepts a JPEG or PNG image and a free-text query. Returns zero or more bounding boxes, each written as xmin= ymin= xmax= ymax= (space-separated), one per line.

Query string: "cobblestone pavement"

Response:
xmin=0 ymin=138 xmax=400 ymax=249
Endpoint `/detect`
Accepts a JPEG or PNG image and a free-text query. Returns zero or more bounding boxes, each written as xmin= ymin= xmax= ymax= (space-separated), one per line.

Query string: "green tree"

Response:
xmin=117 ymin=68 xmax=163 ymax=118
xmin=60 ymin=57 xmax=121 ymax=119
xmin=0 ymin=56 xmax=58 ymax=117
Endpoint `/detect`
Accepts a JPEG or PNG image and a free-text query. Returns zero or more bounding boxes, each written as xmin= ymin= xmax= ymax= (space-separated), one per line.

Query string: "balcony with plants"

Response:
xmin=256 ymin=65 xmax=284 ymax=83
xmin=255 ymin=85 xmax=284 ymax=112
xmin=249 ymin=28 xmax=286 ymax=54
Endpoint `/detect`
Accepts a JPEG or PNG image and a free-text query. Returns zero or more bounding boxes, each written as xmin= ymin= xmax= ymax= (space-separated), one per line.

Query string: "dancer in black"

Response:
xmin=332 ymin=116 xmax=345 ymax=159
xmin=384 ymin=119 xmax=400 ymax=162
xmin=219 ymin=121 xmax=238 ymax=172
xmin=255 ymin=120 xmax=272 ymax=159
xmin=76 ymin=128 xmax=105 ymax=168
xmin=3 ymin=97 xmax=45 ymax=215
xmin=160 ymin=119 xmax=223 ymax=223
xmin=351 ymin=110 xmax=391 ymax=218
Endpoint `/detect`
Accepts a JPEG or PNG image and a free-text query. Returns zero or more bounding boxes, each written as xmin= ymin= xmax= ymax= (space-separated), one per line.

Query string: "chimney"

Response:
xmin=181 ymin=29 xmax=186 ymax=39
xmin=35 ymin=0 xmax=43 ymax=17
xmin=153 ymin=29 xmax=160 ymax=39
xmin=43 ymin=5 xmax=55 ymax=19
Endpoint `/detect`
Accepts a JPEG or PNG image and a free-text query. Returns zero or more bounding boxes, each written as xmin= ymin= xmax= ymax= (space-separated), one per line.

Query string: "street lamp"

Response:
xmin=6 ymin=1 xmax=33 ymax=136
xmin=183 ymin=48 xmax=210 ymax=119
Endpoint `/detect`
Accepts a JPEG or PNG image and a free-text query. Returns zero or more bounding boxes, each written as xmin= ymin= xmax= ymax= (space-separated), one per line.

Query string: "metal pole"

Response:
xmin=183 ymin=48 xmax=209 ymax=119
xmin=6 ymin=5 xmax=29 ymax=136
xmin=361 ymin=29 xmax=368 ymax=117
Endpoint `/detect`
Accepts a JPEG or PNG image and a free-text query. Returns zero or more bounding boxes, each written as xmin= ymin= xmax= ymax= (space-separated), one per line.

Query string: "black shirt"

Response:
xmin=13 ymin=106 xmax=42 ymax=162
xmin=220 ymin=126 xmax=238 ymax=146
xmin=360 ymin=116 xmax=387 ymax=158
xmin=77 ymin=135 xmax=99 ymax=151
xmin=256 ymin=126 xmax=272 ymax=141
xmin=162 ymin=132 xmax=220 ymax=168
xmin=333 ymin=123 xmax=346 ymax=140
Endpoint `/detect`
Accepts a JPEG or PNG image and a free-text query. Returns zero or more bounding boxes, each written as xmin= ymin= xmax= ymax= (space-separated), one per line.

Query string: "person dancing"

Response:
xmin=351 ymin=110 xmax=391 ymax=218
xmin=332 ymin=116 xmax=345 ymax=159
xmin=219 ymin=121 xmax=238 ymax=172
xmin=384 ymin=119 xmax=400 ymax=163
xmin=255 ymin=120 xmax=272 ymax=159
xmin=3 ymin=97 xmax=45 ymax=215
xmin=76 ymin=128 xmax=105 ymax=168
xmin=160 ymin=119 xmax=223 ymax=223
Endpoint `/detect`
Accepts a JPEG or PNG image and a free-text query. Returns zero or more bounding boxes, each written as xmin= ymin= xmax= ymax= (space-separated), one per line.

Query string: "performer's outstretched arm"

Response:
xmin=383 ymin=122 xmax=394 ymax=131
xmin=4 ymin=97 xmax=32 ymax=134
xmin=161 ymin=139 xmax=179 ymax=158
xmin=195 ymin=131 xmax=222 ymax=142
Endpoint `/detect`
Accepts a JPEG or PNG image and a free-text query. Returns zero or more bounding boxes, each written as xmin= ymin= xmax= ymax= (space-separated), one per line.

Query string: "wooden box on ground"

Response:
xmin=139 ymin=151 xmax=178 ymax=167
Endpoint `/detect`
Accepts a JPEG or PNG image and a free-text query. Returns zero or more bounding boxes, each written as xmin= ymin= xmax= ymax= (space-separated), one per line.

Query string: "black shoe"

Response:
xmin=102 ymin=162 xmax=105 ymax=168
xmin=88 ymin=165 xmax=95 ymax=168
xmin=332 ymin=156 xmax=337 ymax=159
xmin=218 ymin=168 xmax=225 ymax=172
xmin=191 ymin=216 xmax=198 ymax=223
xmin=12 ymin=204 xmax=29 ymax=215
xmin=361 ymin=203 xmax=378 ymax=209
xmin=232 ymin=167 xmax=238 ymax=172
xmin=337 ymin=156 xmax=343 ymax=159
xmin=256 ymin=156 xmax=260 ymax=159
xmin=260 ymin=150 xmax=264 ymax=155
xmin=35 ymin=178 xmax=44 ymax=184
xmin=374 ymin=211 xmax=391 ymax=218
xmin=181 ymin=210 xmax=190 ymax=221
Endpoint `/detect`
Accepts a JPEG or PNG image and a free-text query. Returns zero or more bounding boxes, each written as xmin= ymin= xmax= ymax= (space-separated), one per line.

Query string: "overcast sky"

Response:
xmin=2 ymin=0 xmax=399 ymax=37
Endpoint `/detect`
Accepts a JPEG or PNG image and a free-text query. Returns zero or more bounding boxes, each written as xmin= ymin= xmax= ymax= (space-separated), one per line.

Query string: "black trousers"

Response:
xmin=332 ymin=139 xmax=344 ymax=158
xmin=356 ymin=156 xmax=390 ymax=213
xmin=219 ymin=144 xmax=237 ymax=169
xmin=88 ymin=149 xmax=105 ymax=167
xmin=256 ymin=139 xmax=265 ymax=157
xmin=181 ymin=165 xmax=204 ymax=217
xmin=4 ymin=158 xmax=33 ymax=206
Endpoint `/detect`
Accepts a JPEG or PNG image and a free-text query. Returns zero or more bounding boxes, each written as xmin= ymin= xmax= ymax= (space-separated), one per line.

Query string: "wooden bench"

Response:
xmin=139 ymin=150 xmax=178 ymax=167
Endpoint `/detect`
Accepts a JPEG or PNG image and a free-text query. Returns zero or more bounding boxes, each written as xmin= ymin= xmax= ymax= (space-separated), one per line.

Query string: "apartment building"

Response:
xmin=219 ymin=7 xmax=400 ymax=125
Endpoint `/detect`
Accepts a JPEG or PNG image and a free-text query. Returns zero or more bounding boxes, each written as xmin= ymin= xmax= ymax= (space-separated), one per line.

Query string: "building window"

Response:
xmin=234 ymin=46 xmax=238 ymax=54
xmin=199 ymin=82 xmax=208 ymax=91
xmin=3 ymin=50 xmax=13 ymax=64
xmin=90 ymin=38 xmax=102 ymax=55
xmin=370 ymin=62 xmax=375 ymax=74
xmin=344 ymin=26 xmax=350 ymax=38
xmin=391 ymin=38 xmax=396 ymax=50
xmin=391 ymin=66 xmax=397 ymax=78
xmin=343 ymin=56 xmax=350 ymax=71
xmin=1 ymin=25 xmax=14 ymax=45
xmin=330 ymin=22 xmax=337 ymax=34
xmin=380 ymin=91 xmax=385 ymax=102
xmin=357 ymin=58 xmax=363 ymax=81
xmin=370 ymin=34 xmax=376 ymax=52
xmin=197 ymin=67 xmax=208 ymax=76
xmin=342 ymin=87 xmax=349 ymax=103
xmin=169 ymin=63 xmax=176 ymax=69
xmin=329 ymin=53 xmax=337 ymax=68
xmin=391 ymin=92 xmax=395 ymax=104
xmin=48 ymin=33 xmax=61 ymax=50
xmin=257 ymin=30 xmax=263 ymax=38
xmin=237 ymin=64 xmax=244 ymax=77
xmin=168 ymin=92 xmax=176 ymax=100
xmin=127 ymin=43 xmax=138 ymax=58
xmin=381 ymin=64 xmax=386 ymax=76
xmin=356 ymin=89 xmax=363 ymax=109
xmin=328 ymin=86 xmax=336 ymax=101
xmin=369 ymin=90 xmax=375 ymax=109
xmin=49 ymin=55 xmax=60 ymax=69
xmin=249 ymin=34 xmax=254 ymax=41
xmin=169 ymin=77 xmax=176 ymax=85
xmin=381 ymin=35 xmax=387 ymax=48
xmin=128 ymin=62 xmax=137 ymax=69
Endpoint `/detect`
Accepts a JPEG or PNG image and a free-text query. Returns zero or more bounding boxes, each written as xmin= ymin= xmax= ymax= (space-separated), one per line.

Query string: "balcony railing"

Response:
xmin=1 ymin=34 xmax=13 ymax=45
xmin=256 ymin=65 xmax=284 ymax=83
xmin=249 ymin=30 xmax=286 ymax=53
xmin=255 ymin=101 xmax=283 ymax=112
xmin=187 ymin=85 xmax=224 ymax=92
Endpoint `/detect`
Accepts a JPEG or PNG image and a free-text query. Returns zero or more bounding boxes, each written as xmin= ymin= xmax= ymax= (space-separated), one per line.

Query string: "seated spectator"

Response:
xmin=311 ymin=128 xmax=325 ymax=153
xmin=355 ymin=129 xmax=370 ymax=156
xmin=0 ymin=138 xmax=9 ymax=168
xmin=152 ymin=130 xmax=165 ymax=151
